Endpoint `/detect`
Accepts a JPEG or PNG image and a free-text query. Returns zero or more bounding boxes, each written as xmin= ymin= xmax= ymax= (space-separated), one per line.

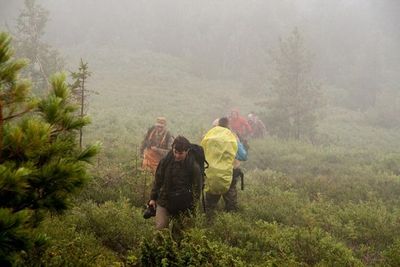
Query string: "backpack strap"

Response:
xmin=158 ymin=130 xmax=167 ymax=148
xmin=188 ymin=144 xmax=207 ymax=213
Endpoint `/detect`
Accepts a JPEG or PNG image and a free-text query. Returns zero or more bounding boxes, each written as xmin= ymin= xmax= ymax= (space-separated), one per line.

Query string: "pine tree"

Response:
xmin=70 ymin=59 xmax=92 ymax=149
xmin=267 ymin=28 xmax=324 ymax=140
xmin=13 ymin=0 xmax=64 ymax=94
xmin=0 ymin=32 xmax=100 ymax=265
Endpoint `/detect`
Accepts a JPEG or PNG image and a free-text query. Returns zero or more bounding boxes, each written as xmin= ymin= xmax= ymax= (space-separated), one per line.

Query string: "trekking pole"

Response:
xmin=142 ymin=170 xmax=148 ymax=204
xmin=240 ymin=171 xmax=244 ymax=190
xmin=202 ymin=187 xmax=206 ymax=213
xmin=134 ymin=145 xmax=138 ymax=175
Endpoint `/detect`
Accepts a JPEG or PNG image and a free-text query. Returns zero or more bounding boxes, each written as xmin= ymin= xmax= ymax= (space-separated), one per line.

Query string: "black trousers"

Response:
xmin=205 ymin=168 xmax=242 ymax=212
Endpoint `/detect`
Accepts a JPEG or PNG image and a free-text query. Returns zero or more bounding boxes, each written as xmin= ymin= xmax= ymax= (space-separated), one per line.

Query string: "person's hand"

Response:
xmin=150 ymin=146 xmax=158 ymax=151
xmin=148 ymin=200 xmax=156 ymax=209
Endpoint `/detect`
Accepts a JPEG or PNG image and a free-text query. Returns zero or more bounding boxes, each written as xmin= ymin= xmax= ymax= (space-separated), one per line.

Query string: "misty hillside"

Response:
xmin=1 ymin=0 xmax=400 ymax=266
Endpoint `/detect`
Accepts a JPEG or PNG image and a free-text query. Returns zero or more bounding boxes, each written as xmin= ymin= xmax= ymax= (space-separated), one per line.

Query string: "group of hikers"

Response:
xmin=139 ymin=109 xmax=266 ymax=235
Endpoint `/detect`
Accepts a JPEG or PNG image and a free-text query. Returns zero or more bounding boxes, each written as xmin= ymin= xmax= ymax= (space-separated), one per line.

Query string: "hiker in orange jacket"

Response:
xmin=140 ymin=117 xmax=174 ymax=174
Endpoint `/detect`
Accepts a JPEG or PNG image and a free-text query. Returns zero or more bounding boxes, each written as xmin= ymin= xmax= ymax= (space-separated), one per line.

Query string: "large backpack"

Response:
xmin=201 ymin=126 xmax=238 ymax=195
xmin=188 ymin=144 xmax=209 ymax=176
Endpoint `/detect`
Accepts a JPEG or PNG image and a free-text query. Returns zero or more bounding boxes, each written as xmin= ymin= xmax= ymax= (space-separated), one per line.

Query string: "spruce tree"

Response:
xmin=70 ymin=59 xmax=92 ymax=149
xmin=0 ymin=32 xmax=100 ymax=265
xmin=267 ymin=28 xmax=324 ymax=140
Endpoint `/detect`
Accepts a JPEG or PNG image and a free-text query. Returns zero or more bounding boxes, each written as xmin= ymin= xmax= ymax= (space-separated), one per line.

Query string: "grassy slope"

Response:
xmin=46 ymin=46 xmax=400 ymax=266
xmin=65 ymin=47 xmax=258 ymax=164
xmin=64 ymin=46 xmax=400 ymax=155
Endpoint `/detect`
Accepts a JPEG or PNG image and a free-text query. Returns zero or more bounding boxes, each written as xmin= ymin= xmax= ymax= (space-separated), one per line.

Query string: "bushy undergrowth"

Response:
xmin=140 ymin=229 xmax=244 ymax=267
xmin=382 ymin=238 xmax=400 ymax=266
xmin=207 ymin=213 xmax=362 ymax=266
xmin=19 ymin=199 xmax=154 ymax=266
xmin=23 ymin=134 xmax=400 ymax=266
xmin=75 ymin=199 xmax=153 ymax=257
xmin=246 ymin=138 xmax=400 ymax=204
xmin=241 ymin=167 xmax=400 ymax=265
xmin=317 ymin=107 xmax=400 ymax=152
xmin=17 ymin=50 xmax=400 ymax=265
xmin=15 ymin=214 xmax=120 ymax=267
xmin=27 ymin=135 xmax=396 ymax=266
xmin=78 ymin=159 xmax=152 ymax=208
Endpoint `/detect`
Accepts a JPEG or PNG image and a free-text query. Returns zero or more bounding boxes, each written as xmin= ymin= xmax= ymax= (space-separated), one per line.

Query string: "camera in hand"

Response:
xmin=143 ymin=205 xmax=156 ymax=219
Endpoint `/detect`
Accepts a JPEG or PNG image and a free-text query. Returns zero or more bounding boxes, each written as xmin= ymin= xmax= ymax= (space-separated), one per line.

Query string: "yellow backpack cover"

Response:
xmin=201 ymin=126 xmax=238 ymax=194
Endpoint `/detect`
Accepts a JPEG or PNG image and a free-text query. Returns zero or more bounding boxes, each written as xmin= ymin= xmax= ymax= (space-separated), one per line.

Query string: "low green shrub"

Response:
xmin=78 ymin=163 xmax=151 ymax=208
xmin=255 ymin=222 xmax=362 ymax=266
xmin=140 ymin=229 xmax=244 ymax=267
xmin=207 ymin=213 xmax=362 ymax=266
xmin=238 ymin=168 xmax=400 ymax=265
xmin=15 ymin=214 xmax=120 ymax=267
xmin=382 ymin=238 xmax=400 ymax=267
xmin=75 ymin=199 xmax=153 ymax=257
xmin=242 ymin=186 xmax=308 ymax=225
xmin=335 ymin=202 xmax=400 ymax=251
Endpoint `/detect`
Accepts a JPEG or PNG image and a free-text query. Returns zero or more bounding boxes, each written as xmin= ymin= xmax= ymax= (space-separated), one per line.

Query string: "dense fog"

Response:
xmin=1 ymin=0 xmax=399 ymax=110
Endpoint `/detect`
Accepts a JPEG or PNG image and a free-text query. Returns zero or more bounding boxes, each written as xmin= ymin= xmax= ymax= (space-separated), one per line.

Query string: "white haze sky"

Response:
xmin=0 ymin=0 xmax=399 ymax=95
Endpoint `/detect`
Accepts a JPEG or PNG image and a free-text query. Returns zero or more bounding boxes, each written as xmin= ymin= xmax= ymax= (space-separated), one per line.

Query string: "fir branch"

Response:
xmin=3 ymin=107 xmax=33 ymax=121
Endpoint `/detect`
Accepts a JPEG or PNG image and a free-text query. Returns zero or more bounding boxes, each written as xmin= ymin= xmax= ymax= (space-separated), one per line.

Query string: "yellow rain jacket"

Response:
xmin=201 ymin=126 xmax=238 ymax=194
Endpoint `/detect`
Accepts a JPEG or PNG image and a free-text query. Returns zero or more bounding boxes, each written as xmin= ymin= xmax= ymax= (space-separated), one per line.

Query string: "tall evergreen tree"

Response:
xmin=13 ymin=0 xmax=64 ymax=94
xmin=266 ymin=28 xmax=324 ymax=140
xmin=0 ymin=32 xmax=99 ymax=265
xmin=70 ymin=59 xmax=92 ymax=149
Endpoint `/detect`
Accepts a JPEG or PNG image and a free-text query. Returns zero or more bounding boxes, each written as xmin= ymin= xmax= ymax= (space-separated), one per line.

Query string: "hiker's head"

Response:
xmin=248 ymin=112 xmax=256 ymax=121
xmin=155 ymin=117 xmax=167 ymax=131
xmin=218 ymin=117 xmax=230 ymax=129
xmin=230 ymin=109 xmax=239 ymax=119
xmin=172 ymin=135 xmax=190 ymax=161
xmin=212 ymin=118 xmax=219 ymax=127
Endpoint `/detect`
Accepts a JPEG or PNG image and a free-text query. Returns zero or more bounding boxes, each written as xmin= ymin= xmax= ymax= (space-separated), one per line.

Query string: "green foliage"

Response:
xmin=70 ymin=58 xmax=92 ymax=148
xmin=70 ymin=59 xmax=92 ymax=101
xmin=0 ymin=209 xmax=30 ymax=265
xmin=246 ymin=137 xmax=357 ymax=176
xmin=140 ymin=229 xmax=244 ymax=267
xmin=266 ymin=28 xmax=325 ymax=140
xmin=239 ymin=166 xmax=400 ymax=265
xmin=3 ymin=9 xmax=400 ymax=264
xmin=79 ymin=161 xmax=150 ymax=207
xmin=55 ymin=50 xmax=400 ymax=265
xmin=0 ymin=32 xmax=98 ymax=265
xmin=365 ymin=88 xmax=400 ymax=129
xmin=0 ymin=33 xmax=34 ymax=121
xmin=1 ymin=2 xmax=399 ymax=266
xmin=140 ymin=230 xmax=181 ymax=267
xmin=382 ymin=238 xmax=400 ymax=266
xmin=315 ymin=106 xmax=400 ymax=151
xmin=15 ymin=215 xmax=120 ymax=267
xmin=206 ymin=213 xmax=361 ymax=266
xmin=74 ymin=199 xmax=153 ymax=257
xmin=285 ymin=226 xmax=362 ymax=266
xmin=68 ymin=55 xmax=400 ymax=265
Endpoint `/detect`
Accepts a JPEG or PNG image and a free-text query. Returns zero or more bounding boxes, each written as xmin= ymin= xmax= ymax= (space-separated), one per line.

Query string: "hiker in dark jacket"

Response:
xmin=148 ymin=136 xmax=202 ymax=230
